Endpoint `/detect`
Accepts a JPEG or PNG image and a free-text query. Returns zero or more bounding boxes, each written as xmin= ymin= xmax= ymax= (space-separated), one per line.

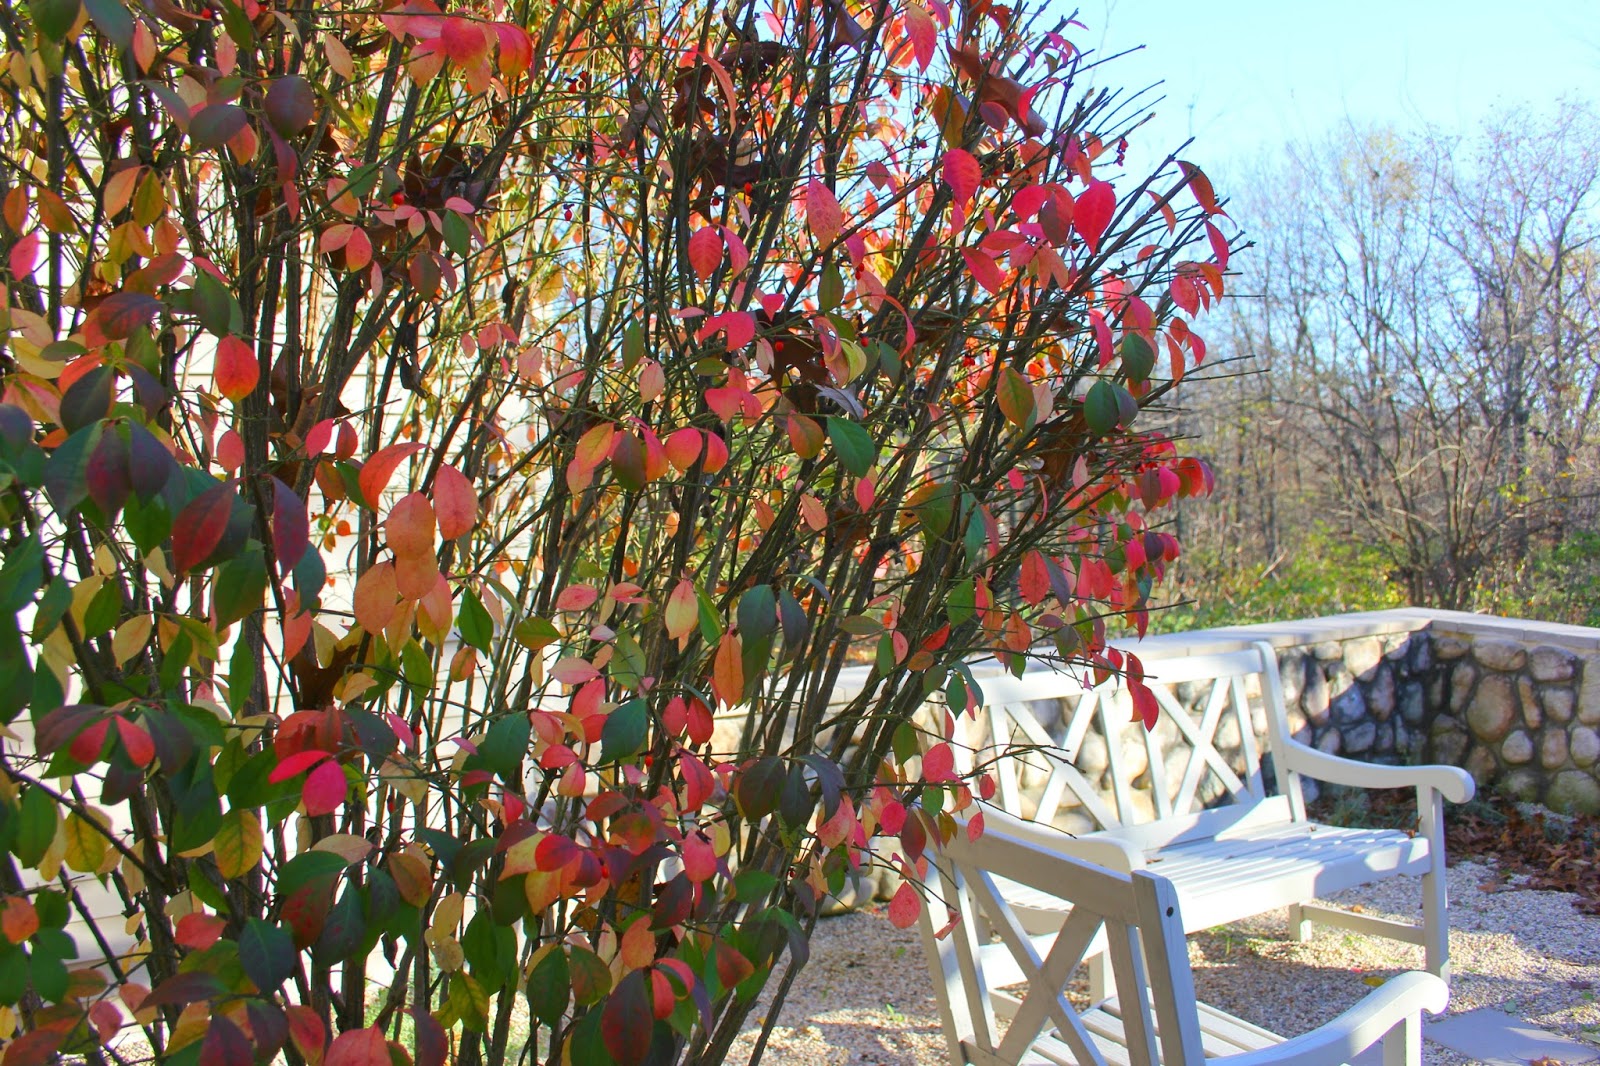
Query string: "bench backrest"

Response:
xmin=919 ymin=810 xmax=1206 ymax=1066
xmin=958 ymin=642 xmax=1303 ymax=841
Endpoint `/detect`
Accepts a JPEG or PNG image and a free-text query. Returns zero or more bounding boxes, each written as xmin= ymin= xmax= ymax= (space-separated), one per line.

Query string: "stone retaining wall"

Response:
xmin=1118 ymin=610 xmax=1600 ymax=814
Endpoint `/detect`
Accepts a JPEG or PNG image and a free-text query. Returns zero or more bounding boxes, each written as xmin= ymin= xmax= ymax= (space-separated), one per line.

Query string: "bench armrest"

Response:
xmin=1278 ymin=740 xmax=1475 ymax=804
xmin=976 ymin=807 xmax=1145 ymax=871
xmin=1214 ymin=971 xmax=1449 ymax=1066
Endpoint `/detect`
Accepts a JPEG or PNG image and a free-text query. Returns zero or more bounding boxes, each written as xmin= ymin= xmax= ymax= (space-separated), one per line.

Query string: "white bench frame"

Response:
xmin=919 ymin=810 xmax=1450 ymax=1066
xmin=955 ymin=641 xmax=1474 ymax=982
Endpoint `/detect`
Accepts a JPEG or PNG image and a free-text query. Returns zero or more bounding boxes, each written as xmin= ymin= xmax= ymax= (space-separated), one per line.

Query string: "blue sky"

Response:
xmin=1070 ymin=1 xmax=1600 ymax=184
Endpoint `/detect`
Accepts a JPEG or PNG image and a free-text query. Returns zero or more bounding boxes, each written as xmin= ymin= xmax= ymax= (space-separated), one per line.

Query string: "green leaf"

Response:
xmin=599 ymin=699 xmax=647 ymax=765
xmin=736 ymin=585 xmax=776 ymax=643
xmin=82 ymin=580 xmax=120 ymax=637
xmin=227 ymin=639 xmax=256 ymax=715
xmin=278 ymin=851 xmax=349 ymax=897
xmin=192 ymin=270 xmax=241 ymax=336
xmin=733 ymin=868 xmax=778 ymax=903
xmin=42 ymin=423 xmax=102 ymax=514
xmin=482 ymin=714 xmax=530 ymax=779
xmin=826 ymin=417 xmax=876 ymax=477
xmin=818 ymin=265 xmax=844 ymax=312
xmin=30 ymin=0 xmax=79 ymax=41
xmin=608 ymin=630 xmax=647 ymax=691
xmin=0 ymin=535 xmax=43 ymax=613
xmin=213 ymin=544 xmax=268 ymax=628
xmin=82 ymin=0 xmax=133 ymax=49
xmin=457 ymin=589 xmax=493 ymax=653
xmin=621 ymin=322 xmax=644 ymax=371
xmin=442 ymin=211 xmax=472 ymax=258
xmin=695 ymin=588 xmax=722 ymax=646
xmin=401 ymin=640 xmax=435 ymax=699
xmin=525 ymin=945 xmax=570 ymax=1027
xmin=512 ymin=615 xmax=558 ymax=652
xmin=239 ymin=919 xmax=294 ymax=993
xmin=1119 ymin=333 xmax=1155 ymax=383
xmin=946 ymin=578 xmax=975 ymax=627
xmin=15 ymin=788 xmax=55 ymax=868
xmin=1084 ymin=379 xmax=1119 ymax=436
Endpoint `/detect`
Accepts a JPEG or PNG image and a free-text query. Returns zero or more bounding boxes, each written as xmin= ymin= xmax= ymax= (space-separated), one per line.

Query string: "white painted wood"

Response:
xmin=958 ymin=640 xmax=1472 ymax=982
xmin=917 ymin=817 xmax=1449 ymax=1065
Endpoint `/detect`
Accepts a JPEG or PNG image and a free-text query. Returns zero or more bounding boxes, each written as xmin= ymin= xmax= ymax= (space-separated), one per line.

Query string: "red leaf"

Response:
xmin=69 ymin=719 xmax=110 ymax=764
xmin=269 ymin=749 xmax=330 ymax=783
xmin=942 ymin=148 xmax=981 ymax=206
xmin=199 ymin=1016 xmax=253 ymax=1066
xmin=2 ymin=1030 xmax=63 ymax=1066
xmin=887 ymin=881 xmax=921 ymax=928
xmin=806 ymin=179 xmax=843 ymax=246
xmin=904 ymin=2 xmax=937 ymax=71
xmin=433 ymin=464 xmax=478 ymax=540
xmin=171 ymin=479 xmax=235 ymax=573
xmin=286 ymin=1006 xmax=327 ymax=1066
xmin=7 ymin=231 xmax=39 ymax=280
xmin=94 ymin=291 xmax=163 ymax=341
xmin=357 ymin=442 xmax=426 ymax=508
xmin=1206 ymin=220 xmax=1229 ymax=268
xmin=272 ymin=477 xmax=310 ymax=572
xmin=326 ymin=1026 xmax=390 ymax=1066
xmin=1130 ymin=680 xmax=1159 ymax=730
xmin=688 ymin=226 xmax=722 ymax=280
xmin=412 ymin=1008 xmax=447 ymax=1066
xmin=264 ymin=76 xmax=316 ymax=136
xmin=1019 ymin=549 xmax=1049 ymax=605
xmin=1073 ymin=180 xmax=1115 ymax=254
xmin=601 ymin=971 xmax=654 ymax=1066
xmin=961 ymin=248 xmax=1006 ymax=295
xmin=302 ymin=759 xmax=348 ymax=817
xmin=114 ymin=718 xmax=155 ymax=768
xmin=922 ymin=742 xmax=956 ymax=783
xmin=1179 ymin=161 xmax=1221 ymax=215
xmin=714 ymin=942 xmax=755 ymax=988
xmin=175 ymin=912 xmax=227 ymax=951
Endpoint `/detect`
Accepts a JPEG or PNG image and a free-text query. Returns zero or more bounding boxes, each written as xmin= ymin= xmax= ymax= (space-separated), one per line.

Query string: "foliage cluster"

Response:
xmin=0 ymin=0 xmax=1230 ymax=1062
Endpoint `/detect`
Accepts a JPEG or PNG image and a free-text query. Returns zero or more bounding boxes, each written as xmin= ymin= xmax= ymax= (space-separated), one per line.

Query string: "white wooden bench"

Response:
xmin=953 ymin=641 xmax=1473 ymax=983
xmin=918 ymin=809 xmax=1450 ymax=1066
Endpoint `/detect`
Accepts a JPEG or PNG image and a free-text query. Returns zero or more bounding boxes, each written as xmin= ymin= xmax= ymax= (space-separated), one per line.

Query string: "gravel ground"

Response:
xmin=730 ymin=859 xmax=1600 ymax=1064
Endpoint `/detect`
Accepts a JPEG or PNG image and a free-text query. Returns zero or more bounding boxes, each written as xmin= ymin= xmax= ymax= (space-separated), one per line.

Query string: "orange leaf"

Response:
xmin=664 ymin=579 xmax=698 ymax=644
xmin=358 ymin=442 xmax=426 ymax=508
xmin=353 ymin=561 xmax=399 ymax=635
xmin=214 ymin=336 xmax=259 ymax=402
xmin=688 ymin=226 xmax=722 ymax=280
xmin=1 ymin=897 xmax=38 ymax=944
xmin=384 ymin=492 xmax=436 ymax=559
xmin=887 ymin=880 xmax=921 ymax=928
xmin=712 ymin=631 xmax=744 ymax=708
xmin=432 ymin=464 xmax=478 ymax=540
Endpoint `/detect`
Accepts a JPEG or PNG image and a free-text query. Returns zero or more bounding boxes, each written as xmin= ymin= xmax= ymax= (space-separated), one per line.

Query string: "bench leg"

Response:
xmin=1381 ymin=1012 xmax=1422 ymax=1066
xmin=1420 ymin=790 xmax=1451 ymax=982
xmin=1287 ymin=902 xmax=1313 ymax=943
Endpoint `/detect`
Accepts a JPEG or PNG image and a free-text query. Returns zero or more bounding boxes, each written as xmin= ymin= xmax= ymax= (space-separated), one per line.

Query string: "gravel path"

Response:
xmin=731 ymin=859 xmax=1600 ymax=1064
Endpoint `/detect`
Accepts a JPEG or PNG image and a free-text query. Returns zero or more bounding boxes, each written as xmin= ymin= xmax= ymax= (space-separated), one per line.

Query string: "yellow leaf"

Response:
xmin=63 ymin=811 xmax=108 ymax=874
xmin=112 ymin=614 xmax=154 ymax=667
xmin=312 ymin=834 xmax=373 ymax=864
xmin=212 ymin=809 xmax=263 ymax=879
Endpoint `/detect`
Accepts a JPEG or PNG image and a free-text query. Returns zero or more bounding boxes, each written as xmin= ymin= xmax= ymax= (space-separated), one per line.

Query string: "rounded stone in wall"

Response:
xmin=1530 ymin=645 xmax=1578 ymax=682
xmin=1501 ymin=730 xmax=1534 ymax=765
xmin=1501 ymin=768 xmax=1543 ymax=804
xmin=1375 ymin=720 xmax=1394 ymax=754
xmin=1331 ymin=687 xmax=1367 ymax=726
xmin=1346 ymin=637 xmax=1384 ymax=680
xmin=1313 ymin=641 xmax=1343 ymax=661
xmin=1449 ymin=665 xmax=1477 ymax=714
xmin=1430 ymin=720 xmax=1469 ymax=767
xmin=1215 ymin=715 xmax=1243 ymax=754
xmin=1434 ymin=636 xmax=1471 ymax=660
xmin=1315 ymin=728 xmax=1342 ymax=755
xmin=1542 ymin=687 xmax=1576 ymax=723
xmin=1472 ymin=638 xmax=1527 ymax=672
xmin=1464 ymin=745 xmax=1498 ymax=785
xmin=1400 ymin=682 xmax=1427 ymax=726
xmin=1579 ymin=670 xmax=1600 ymax=725
xmin=1368 ymin=668 xmax=1397 ymax=720
xmin=1278 ymin=653 xmax=1304 ymax=706
xmin=1304 ymin=669 xmax=1330 ymax=725
xmin=1518 ymin=676 xmax=1540 ymax=728
xmin=1546 ymin=770 xmax=1600 ymax=815
xmin=1344 ymin=721 xmax=1378 ymax=754
xmin=1408 ymin=637 xmax=1434 ymax=672
xmin=1077 ymin=731 xmax=1110 ymax=776
xmin=1571 ymin=726 xmax=1600 ymax=769
xmin=1540 ymin=728 xmax=1570 ymax=771
xmin=1466 ymin=674 xmax=1517 ymax=742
